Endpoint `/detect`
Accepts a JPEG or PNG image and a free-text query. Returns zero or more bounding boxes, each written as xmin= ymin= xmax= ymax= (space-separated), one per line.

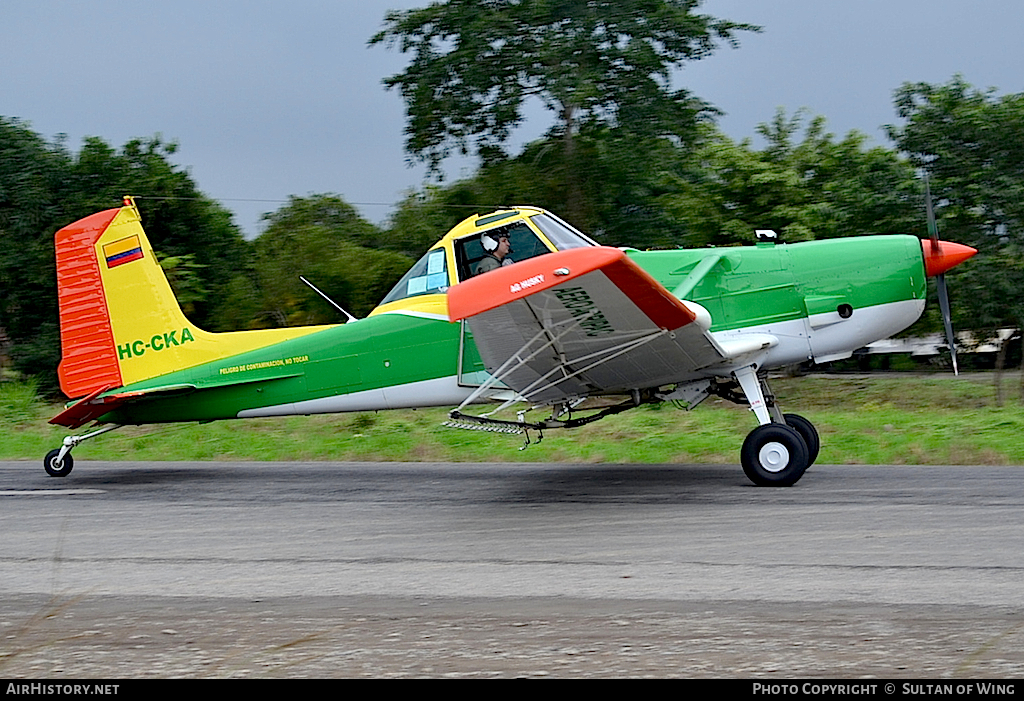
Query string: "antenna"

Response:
xmin=300 ymin=276 xmax=358 ymax=323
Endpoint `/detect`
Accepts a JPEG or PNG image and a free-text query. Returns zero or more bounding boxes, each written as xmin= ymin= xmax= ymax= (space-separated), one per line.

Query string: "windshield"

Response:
xmin=529 ymin=212 xmax=599 ymax=250
xmin=378 ymin=247 xmax=448 ymax=306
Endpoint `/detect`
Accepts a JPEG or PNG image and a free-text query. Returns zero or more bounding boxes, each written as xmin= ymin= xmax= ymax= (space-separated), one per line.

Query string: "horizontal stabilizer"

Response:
xmin=49 ymin=383 xmax=197 ymax=429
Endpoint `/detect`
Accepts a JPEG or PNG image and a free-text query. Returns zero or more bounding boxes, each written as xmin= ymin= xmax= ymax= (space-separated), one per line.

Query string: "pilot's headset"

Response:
xmin=480 ymin=231 xmax=501 ymax=252
xmin=481 ymin=228 xmax=513 ymax=254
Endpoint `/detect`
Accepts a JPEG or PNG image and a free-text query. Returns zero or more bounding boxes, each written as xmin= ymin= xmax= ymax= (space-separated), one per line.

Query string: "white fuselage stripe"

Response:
xmin=236 ymin=375 xmax=475 ymax=418
xmin=711 ymin=298 xmax=925 ymax=367
xmin=238 ymin=299 xmax=924 ymax=418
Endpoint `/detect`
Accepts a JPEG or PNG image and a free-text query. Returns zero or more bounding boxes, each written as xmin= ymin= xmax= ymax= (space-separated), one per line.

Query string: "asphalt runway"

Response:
xmin=1 ymin=460 xmax=1022 ymax=678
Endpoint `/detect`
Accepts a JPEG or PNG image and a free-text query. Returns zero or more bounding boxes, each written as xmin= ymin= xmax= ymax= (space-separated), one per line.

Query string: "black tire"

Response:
xmin=784 ymin=413 xmax=820 ymax=466
xmin=44 ymin=449 xmax=74 ymax=477
xmin=740 ymin=424 xmax=809 ymax=487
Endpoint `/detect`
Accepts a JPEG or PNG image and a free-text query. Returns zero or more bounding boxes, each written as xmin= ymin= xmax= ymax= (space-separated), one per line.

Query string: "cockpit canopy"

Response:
xmin=377 ymin=208 xmax=597 ymax=309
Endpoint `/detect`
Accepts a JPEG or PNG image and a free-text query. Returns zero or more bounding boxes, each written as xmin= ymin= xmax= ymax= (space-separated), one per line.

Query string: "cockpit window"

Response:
xmin=530 ymin=212 xmax=599 ymax=250
xmin=454 ymin=221 xmax=550 ymax=281
xmin=379 ymin=210 xmax=600 ymax=305
xmin=379 ymin=248 xmax=448 ymax=305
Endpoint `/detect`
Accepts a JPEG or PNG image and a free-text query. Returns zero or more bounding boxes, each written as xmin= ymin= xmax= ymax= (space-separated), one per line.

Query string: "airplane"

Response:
xmin=43 ymin=196 xmax=977 ymax=487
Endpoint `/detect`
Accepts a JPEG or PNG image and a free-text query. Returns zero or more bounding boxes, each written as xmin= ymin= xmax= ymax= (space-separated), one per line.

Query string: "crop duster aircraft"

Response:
xmin=44 ymin=197 xmax=976 ymax=486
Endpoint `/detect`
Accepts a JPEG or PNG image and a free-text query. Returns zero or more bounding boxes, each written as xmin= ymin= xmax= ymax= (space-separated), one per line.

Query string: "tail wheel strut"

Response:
xmin=43 ymin=424 xmax=121 ymax=478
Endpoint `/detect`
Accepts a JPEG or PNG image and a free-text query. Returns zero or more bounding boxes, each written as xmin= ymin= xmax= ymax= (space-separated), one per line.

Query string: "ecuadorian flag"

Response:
xmin=103 ymin=235 xmax=144 ymax=268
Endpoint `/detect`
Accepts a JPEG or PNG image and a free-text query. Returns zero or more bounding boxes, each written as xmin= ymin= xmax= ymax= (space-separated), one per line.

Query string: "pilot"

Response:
xmin=474 ymin=230 xmax=513 ymax=275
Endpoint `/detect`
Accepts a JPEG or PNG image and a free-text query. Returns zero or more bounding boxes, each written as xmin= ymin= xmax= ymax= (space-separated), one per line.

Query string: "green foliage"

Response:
xmin=890 ymin=76 xmax=1024 ymax=246
xmin=372 ymin=0 xmax=755 ymax=166
xmin=8 ymin=376 xmax=1024 ymax=465
xmin=0 ymin=118 xmax=69 ymax=392
xmin=157 ymin=252 xmax=207 ymax=317
xmin=261 ymin=194 xmax=382 ymax=249
xmin=388 ymin=111 xmax=923 ymax=251
xmin=252 ymin=195 xmax=412 ymax=324
xmin=0 ymin=119 xmax=249 ymax=391
xmin=657 ymin=113 xmax=920 ymax=247
xmin=371 ymin=0 xmax=758 ymax=223
xmin=0 ymin=377 xmax=45 ymax=426
xmin=889 ymin=76 xmax=1024 ymax=338
xmin=386 ymin=187 xmax=490 ymax=256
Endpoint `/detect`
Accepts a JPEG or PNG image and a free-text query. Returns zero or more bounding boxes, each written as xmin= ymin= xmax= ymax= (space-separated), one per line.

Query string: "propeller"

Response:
xmin=921 ymin=175 xmax=977 ymax=375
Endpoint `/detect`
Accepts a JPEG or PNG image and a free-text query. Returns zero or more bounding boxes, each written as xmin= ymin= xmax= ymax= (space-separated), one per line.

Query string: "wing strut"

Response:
xmin=488 ymin=327 xmax=669 ymax=415
xmin=454 ymin=311 xmax=603 ymax=414
xmin=456 ymin=303 xmax=674 ymax=417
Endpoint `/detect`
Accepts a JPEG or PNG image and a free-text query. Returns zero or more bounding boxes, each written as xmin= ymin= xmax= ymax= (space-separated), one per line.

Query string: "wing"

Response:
xmin=448 ymin=247 xmax=750 ymax=405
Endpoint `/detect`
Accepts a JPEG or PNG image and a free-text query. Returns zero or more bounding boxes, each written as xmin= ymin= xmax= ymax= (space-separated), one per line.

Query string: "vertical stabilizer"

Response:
xmin=55 ymin=199 xmax=332 ymax=399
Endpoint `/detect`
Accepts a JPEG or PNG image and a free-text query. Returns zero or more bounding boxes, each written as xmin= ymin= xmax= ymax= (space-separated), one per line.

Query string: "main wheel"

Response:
xmin=784 ymin=413 xmax=819 ymax=466
xmin=44 ymin=449 xmax=74 ymax=477
xmin=740 ymin=424 xmax=809 ymax=487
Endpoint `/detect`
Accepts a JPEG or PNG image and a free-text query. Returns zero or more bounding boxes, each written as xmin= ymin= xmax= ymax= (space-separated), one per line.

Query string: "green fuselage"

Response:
xmin=103 ymin=235 xmax=927 ymax=425
xmin=630 ymin=235 xmax=926 ymax=332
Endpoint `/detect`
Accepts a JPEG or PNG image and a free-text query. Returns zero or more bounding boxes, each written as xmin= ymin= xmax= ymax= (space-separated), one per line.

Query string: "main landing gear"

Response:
xmin=741 ymin=422 xmax=810 ymax=487
xmin=727 ymin=366 xmax=820 ymax=487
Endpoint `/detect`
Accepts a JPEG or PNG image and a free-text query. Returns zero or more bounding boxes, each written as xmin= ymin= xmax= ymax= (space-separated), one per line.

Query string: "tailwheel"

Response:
xmin=44 ymin=449 xmax=74 ymax=478
xmin=740 ymin=424 xmax=809 ymax=487
xmin=783 ymin=413 xmax=819 ymax=466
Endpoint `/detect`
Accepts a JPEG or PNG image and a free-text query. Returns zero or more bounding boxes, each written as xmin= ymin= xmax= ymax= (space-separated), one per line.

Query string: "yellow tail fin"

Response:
xmin=55 ymin=199 xmax=331 ymax=398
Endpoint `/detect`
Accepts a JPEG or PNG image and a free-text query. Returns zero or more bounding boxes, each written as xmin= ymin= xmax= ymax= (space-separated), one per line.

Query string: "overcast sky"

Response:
xmin=3 ymin=1 xmax=1023 ymax=237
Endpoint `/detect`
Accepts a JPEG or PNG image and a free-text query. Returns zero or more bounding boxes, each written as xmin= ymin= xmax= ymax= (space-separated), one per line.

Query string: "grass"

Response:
xmin=3 ymin=374 xmax=1024 ymax=465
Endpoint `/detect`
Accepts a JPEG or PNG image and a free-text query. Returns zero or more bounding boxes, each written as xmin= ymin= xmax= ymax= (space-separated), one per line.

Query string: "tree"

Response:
xmin=0 ymin=120 xmax=252 ymax=392
xmin=260 ymin=193 xmax=382 ymax=250
xmin=383 ymin=126 xmax=697 ymax=249
xmin=385 ymin=110 xmax=923 ymax=253
xmin=0 ymin=119 xmax=73 ymax=389
xmin=385 ymin=186 xmax=496 ymax=256
xmin=251 ymin=195 xmax=412 ymax=325
xmin=370 ymin=0 xmax=758 ymax=224
xmin=650 ymin=112 xmax=921 ymax=249
xmin=889 ymin=77 xmax=1024 ymax=399
xmin=51 ymin=134 xmax=252 ymax=331
xmin=889 ymin=77 xmax=1024 ymax=251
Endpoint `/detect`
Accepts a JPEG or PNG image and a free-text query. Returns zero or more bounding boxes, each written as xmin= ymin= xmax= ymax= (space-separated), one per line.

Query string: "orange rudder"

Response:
xmin=55 ymin=207 xmax=124 ymax=399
